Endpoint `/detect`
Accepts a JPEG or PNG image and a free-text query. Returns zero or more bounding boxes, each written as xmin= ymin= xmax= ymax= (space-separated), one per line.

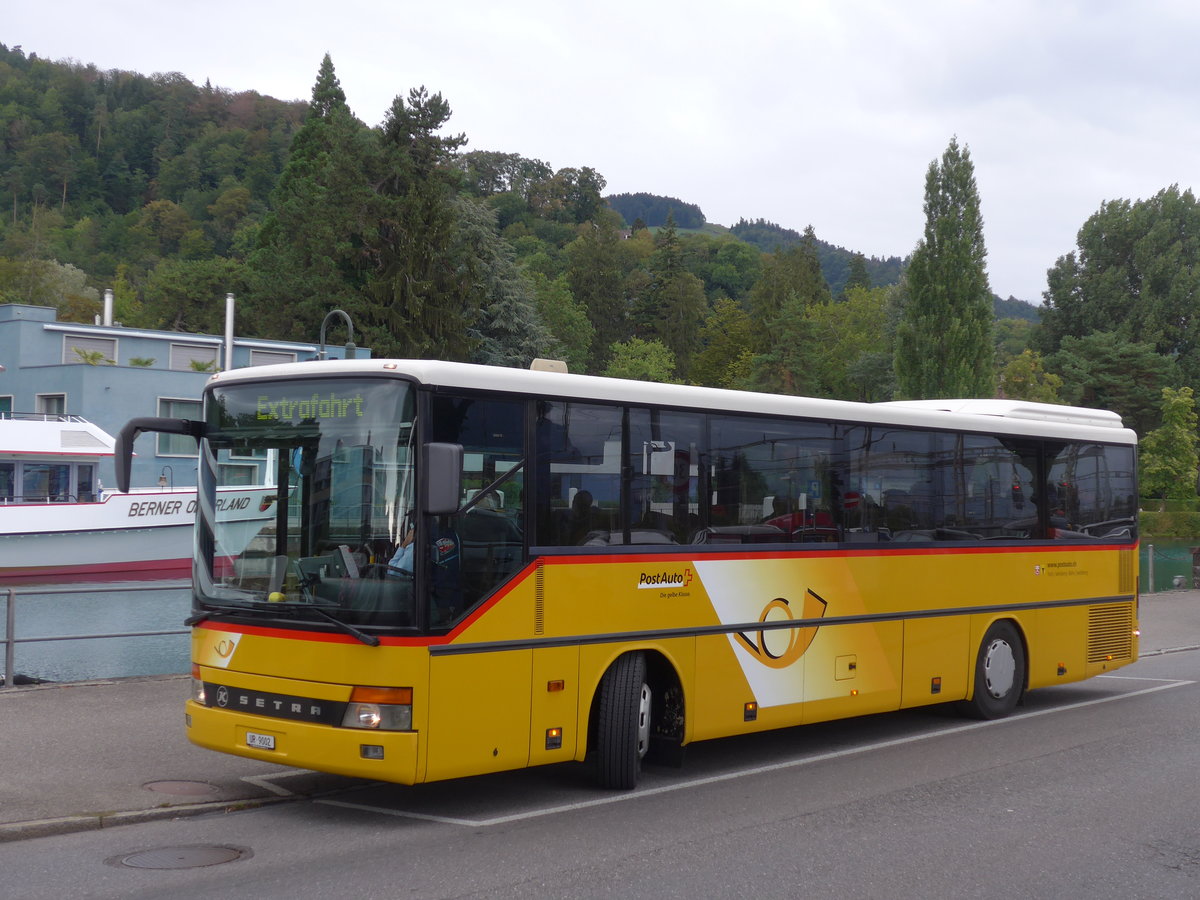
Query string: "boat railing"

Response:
xmin=0 ymin=411 xmax=91 ymax=423
xmin=2 ymin=581 xmax=190 ymax=689
xmin=0 ymin=493 xmax=95 ymax=505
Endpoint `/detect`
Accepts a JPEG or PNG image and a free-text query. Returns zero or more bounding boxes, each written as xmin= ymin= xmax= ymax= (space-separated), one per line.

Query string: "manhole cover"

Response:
xmin=114 ymin=845 xmax=251 ymax=870
xmin=142 ymin=780 xmax=220 ymax=797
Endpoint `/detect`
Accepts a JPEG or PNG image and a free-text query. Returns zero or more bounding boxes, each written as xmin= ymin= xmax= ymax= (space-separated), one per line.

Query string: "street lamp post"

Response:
xmin=318 ymin=310 xmax=357 ymax=361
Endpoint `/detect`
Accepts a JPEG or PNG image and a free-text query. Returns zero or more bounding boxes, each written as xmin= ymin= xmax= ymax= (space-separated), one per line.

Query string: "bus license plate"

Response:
xmin=246 ymin=731 xmax=275 ymax=751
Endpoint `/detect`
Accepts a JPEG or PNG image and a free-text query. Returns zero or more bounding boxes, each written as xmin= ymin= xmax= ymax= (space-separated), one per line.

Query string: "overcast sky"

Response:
xmin=9 ymin=1 xmax=1200 ymax=303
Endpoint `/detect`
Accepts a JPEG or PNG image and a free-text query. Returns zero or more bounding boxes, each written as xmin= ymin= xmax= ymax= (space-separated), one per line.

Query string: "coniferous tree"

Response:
xmin=839 ymin=251 xmax=871 ymax=299
xmin=746 ymin=225 xmax=830 ymax=349
xmin=246 ymin=55 xmax=375 ymax=342
xmin=689 ymin=297 xmax=754 ymax=388
xmin=366 ymin=85 xmax=473 ymax=359
xmin=566 ymin=209 xmax=634 ymax=370
xmin=636 ymin=214 xmax=707 ymax=374
xmin=895 ymin=137 xmax=994 ymax=398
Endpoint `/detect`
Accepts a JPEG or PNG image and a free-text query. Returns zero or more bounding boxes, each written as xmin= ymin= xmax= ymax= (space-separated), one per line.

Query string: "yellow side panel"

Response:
xmin=692 ymin=633 xmax=759 ymax=741
xmin=528 ymin=645 xmax=580 ymax=766
xmin=1026 ymin=605 xmax=1088 ymax=689
xmin=900 ymin=617 xmax=970 ymax=707
xmin=802 ymin=622 xmax=903 ymax=723
xmin=423 ymin=650 xmax=532 ymax=782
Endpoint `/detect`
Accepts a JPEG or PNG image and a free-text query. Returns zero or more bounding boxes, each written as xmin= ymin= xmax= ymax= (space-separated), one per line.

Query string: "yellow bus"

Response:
xmin=118 ymin=360 xmax=1139 ymax=789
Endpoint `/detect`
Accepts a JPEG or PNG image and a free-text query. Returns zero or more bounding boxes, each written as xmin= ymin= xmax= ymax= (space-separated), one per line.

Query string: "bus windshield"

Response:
xmin=197 ymin=377 xmax=418 ymax=629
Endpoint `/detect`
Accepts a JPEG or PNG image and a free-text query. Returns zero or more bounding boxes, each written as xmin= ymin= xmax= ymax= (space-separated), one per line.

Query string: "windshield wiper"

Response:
xmin=307 ymin=604 xmax=380 ymax=647
xmin=186 ymin=600 xmax=380 ymax=647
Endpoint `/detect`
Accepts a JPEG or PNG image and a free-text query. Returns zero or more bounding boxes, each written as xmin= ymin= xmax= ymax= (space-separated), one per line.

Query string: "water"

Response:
xmin=1 ymin=579 xmax=190 ymax=684
xmin=1142 ymin=541 xmax=1196 ymax=593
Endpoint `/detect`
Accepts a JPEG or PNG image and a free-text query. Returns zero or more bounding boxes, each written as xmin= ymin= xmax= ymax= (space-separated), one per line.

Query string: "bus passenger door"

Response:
xmin=423 ymin=650 xmax=532 ymax=782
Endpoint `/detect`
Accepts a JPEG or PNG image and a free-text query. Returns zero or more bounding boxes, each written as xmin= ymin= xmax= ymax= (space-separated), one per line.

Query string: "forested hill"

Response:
xmin=606 ymin=193 xmax=706 ymax=229
xmin=603 ymin=200 xmax=910 ymax=299
xmin=731 ymin=218 xmax=905 ymax=294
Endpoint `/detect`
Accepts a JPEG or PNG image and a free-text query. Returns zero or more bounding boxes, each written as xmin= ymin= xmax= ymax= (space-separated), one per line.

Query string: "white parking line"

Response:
xmin=316 ymin=678 xmax=1194 ymax=828
xmin=242 ymin=770 xmax=319 ymax=796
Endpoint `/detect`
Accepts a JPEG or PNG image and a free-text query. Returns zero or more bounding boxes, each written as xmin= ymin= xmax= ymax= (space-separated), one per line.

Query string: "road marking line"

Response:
xmin=1139 ymin=645 xmax=1200 ymax=657
xmin=314 ymin=678 xmax=1193 ymax=827
xmin=241 ymin=770 xmax=318 ymax=796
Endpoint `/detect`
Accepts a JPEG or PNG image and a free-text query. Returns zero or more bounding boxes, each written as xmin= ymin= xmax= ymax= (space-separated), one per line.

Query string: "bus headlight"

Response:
xmin=341 ymin=686 xmax=413 ymax=731
xmin=191 ymin=664 xmax=206 ymax=704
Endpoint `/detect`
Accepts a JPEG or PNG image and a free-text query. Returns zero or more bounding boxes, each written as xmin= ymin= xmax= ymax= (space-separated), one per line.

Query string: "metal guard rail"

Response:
xmin=2 ymin=582 xmax=189 ymax=689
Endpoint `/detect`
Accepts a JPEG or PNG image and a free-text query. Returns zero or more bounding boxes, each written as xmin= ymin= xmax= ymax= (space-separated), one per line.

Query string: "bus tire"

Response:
xmin=595 ymin=652 xmax=652 ymax=790
xmin=963 ymin=620 xmax=1025 ymax=720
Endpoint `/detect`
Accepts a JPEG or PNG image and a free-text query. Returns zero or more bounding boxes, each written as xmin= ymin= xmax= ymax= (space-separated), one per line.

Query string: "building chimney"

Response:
xmin=224 ymin=293 xmax=235 ymax=371
xmin=103 ymin=289 xmax=114 ymax=326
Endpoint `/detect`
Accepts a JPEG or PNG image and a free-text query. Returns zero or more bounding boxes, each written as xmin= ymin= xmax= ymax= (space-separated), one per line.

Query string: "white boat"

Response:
xmin=0 ymin=414 xmax=277 ymax=583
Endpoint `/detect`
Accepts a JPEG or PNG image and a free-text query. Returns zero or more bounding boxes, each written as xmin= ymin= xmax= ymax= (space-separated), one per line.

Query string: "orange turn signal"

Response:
xmin=350 ymin=686 xmax=413 ymax=705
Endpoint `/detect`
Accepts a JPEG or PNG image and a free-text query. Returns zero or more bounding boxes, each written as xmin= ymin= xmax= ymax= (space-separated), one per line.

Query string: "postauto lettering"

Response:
xmin=255 ymin=392 xmax=366 ymax=423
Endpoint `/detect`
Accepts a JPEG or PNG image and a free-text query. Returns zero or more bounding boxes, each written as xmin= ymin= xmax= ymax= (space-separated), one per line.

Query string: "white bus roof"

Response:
xmin=208 ymin=359 xmax=1137 ymax=444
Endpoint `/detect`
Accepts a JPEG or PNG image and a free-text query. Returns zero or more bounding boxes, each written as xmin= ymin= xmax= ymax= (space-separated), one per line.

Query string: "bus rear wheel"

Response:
xmin=595 ymin=652 xmax=652 ymax=789
xmin=963 ymin=621 xmax=1025 ymax=720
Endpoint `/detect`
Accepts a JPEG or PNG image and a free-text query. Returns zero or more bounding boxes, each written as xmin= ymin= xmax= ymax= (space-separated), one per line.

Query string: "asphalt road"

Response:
xmin=2 ymin=647 xmax=1197 ymax=899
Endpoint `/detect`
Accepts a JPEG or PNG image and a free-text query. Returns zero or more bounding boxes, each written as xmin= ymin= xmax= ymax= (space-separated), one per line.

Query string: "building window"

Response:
xmin=36 ymin=394 xmax=66 ymax=417
xmin=0 ymin=396 xmax=12 ymax=418
xmin=63 ymin=334 xmax=117 ymax=365
xmin=249 ymin=349 xmax=297 ymax=367
xmin=157 ymin=398 xmax=202 ymax=455
xmin=169 ymin=343 xmax=219 ymax=372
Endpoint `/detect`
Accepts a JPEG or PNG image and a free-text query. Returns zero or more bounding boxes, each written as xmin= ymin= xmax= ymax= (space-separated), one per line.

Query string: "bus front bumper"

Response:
xmin=185 ymin=699 xmax=421 ymax=784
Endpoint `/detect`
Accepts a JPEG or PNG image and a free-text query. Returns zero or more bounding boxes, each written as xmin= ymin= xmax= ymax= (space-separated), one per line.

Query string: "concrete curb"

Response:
xmin=0 ymin=794 xmax=289 ymax=844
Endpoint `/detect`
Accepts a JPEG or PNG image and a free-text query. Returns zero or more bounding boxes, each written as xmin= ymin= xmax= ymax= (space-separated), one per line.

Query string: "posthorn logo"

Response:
xmin=637 ymin=568 xmax=694 ymax=589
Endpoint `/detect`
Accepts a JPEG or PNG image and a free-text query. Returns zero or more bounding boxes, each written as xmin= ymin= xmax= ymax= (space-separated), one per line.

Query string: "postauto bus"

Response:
xmin=117 ymin=359 xmax=1139 ymax=789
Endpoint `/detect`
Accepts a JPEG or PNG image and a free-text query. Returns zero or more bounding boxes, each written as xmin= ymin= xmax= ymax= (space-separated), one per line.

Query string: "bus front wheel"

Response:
xmin=595 ymin=652 xmax=652 ymax=789
xmin=963 ymin=621 xmax=1025 ymax=720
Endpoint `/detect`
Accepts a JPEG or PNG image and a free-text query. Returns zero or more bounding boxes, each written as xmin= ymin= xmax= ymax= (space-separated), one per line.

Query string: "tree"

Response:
xmin=636 ymin=215 xmax=707 ymax=373
xmin=455 ymin=196 xmax=553 ymax=368
xmin=745 ymin=225 xmax=830 ymax=344
xmin=743 ymin=296 xmax=820 ymax=396
xmin=1139 ymin=386 xmax=1199 ymax=505
xmin=689 ymin=297 xmax=754 ymax=389
xmin=529 ymin=272 xmax=594 ymax=374
xmin=603 ymin=337 xmax=679 ymax=383
xmin=838 ymin=251 xmax=871 ymax=299
xmin=1048 ymin=332 xmax=1176 ymax=436
xmin=1037 ymin=186 xmax=1200 ymax=387
xmin=804 ymin=285 xmax=892 ymax=400
xmin=565 ymin=209 xmax=637 ymax=369
xmin=894 ymin=137 xmax=994 ymax=398
xmin=998 ymin=350 xmax=1063 ymax=402
xmin=143 ymin=257 xmax=249 ymax=333
xmin=365 ymin=84 xmax=474 ymax=359
xmin=245 ymin=55 xmax=376 ymax=342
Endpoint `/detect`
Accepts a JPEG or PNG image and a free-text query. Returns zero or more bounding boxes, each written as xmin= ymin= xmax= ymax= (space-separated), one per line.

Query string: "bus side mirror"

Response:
xmin=115 ymin=416 xmax=207 ymax=493
xmin=424 ymin=442 xmax=464 ymax=516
